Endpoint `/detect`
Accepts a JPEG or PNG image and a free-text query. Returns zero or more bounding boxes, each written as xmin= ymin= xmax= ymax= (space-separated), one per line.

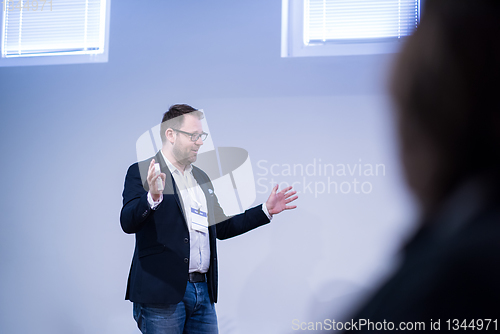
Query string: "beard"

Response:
xmin=172 ymin=143 xmax=197 ymax=166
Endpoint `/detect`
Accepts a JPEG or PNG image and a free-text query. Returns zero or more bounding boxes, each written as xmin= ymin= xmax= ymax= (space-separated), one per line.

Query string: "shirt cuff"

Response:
xmin=147 ymin=192 xmax=163 ymax=210
xmin=262 ymin=202 xmax=273 ymax=221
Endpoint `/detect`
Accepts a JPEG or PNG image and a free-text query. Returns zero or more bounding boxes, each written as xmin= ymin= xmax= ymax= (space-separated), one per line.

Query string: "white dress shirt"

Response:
xmin=147 ymin=151 xmax=272 ymax=273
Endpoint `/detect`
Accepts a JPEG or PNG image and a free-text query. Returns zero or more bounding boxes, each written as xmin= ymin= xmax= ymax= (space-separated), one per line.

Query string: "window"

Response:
xmin=282 ymin=0 xmax=420 ymax=57
xmin=0 ymin=0 xmax=111 ymax=66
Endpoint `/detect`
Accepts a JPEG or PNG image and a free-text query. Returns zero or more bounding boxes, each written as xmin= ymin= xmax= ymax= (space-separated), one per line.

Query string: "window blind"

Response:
xmin=2 ymin=0 xmax=106 ymax=57
xmin=304 ymin=0 xmax=419 ymax=44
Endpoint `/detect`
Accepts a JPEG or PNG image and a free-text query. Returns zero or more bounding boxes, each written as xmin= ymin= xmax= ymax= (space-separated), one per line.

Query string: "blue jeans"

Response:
xmin=133 ymin=281 xmax=218 ymax=334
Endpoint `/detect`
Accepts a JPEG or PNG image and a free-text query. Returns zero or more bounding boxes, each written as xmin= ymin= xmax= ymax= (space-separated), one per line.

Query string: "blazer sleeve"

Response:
xmin=210 ymin=186 xmax=271 ymax=240
xmin=120 ymin=161 xmax=153 ymax=234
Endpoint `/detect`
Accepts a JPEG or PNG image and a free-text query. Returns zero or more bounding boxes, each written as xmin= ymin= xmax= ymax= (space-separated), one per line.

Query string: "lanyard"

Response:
xmin=177 ymin=170 xmax=202 ymax=210
xmin=177 ymin=169 xmax=208 ymax=233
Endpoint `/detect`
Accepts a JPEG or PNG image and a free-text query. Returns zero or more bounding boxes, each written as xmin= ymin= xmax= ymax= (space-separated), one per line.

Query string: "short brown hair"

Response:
xmin=160 ymin=104 xmax=204 ymax=143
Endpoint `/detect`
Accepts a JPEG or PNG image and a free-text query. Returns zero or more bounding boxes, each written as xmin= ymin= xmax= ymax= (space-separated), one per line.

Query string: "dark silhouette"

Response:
xmin=342 ymin=0 xmax=500 ymax=332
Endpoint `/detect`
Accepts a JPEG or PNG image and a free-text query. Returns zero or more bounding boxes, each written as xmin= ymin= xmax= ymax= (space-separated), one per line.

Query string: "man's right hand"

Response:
xmin=147 ymin=159 xmax=166 ymax=201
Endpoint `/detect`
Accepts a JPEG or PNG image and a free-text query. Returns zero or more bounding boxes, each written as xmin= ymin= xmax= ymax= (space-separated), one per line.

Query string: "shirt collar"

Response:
xmin=160 ymin=150 xmax=193 ymax=176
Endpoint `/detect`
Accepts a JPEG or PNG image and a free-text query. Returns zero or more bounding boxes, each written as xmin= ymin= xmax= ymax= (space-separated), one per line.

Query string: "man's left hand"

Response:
xmin=265 ymin=185 xmax=298 ymax=216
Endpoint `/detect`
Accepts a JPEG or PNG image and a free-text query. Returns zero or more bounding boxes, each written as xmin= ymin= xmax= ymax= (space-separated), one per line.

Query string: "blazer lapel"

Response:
xmin=155 ymin=151 xmax=185 ymax=218
xmin=192 ymin=167 xmax=216 ymax=228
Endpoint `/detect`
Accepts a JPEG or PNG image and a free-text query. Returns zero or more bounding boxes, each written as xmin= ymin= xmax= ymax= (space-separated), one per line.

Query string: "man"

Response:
xmin=121 ymin=104 xmax=297 ymax=333
xmin=341 ymin=0 xmax=500 ymax=331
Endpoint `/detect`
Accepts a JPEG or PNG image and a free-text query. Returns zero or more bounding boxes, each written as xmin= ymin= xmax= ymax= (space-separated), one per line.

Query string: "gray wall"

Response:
xmin=0 ymin=1 xmax=417 ymax=333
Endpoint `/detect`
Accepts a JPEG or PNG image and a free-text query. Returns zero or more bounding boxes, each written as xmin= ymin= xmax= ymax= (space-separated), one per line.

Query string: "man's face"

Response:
xmin=171 ymin=114 xmax=204 ymax=166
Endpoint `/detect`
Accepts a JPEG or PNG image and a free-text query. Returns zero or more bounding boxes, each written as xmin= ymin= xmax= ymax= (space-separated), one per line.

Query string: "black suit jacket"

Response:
xmin=120 ymin=151 xmax=270 ymax=305
xmin=343 ymin=177 xmax=500 ymax=332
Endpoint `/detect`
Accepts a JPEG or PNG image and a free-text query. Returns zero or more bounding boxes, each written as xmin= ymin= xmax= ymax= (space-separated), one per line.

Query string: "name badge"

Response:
xmin=191 ymin=207 xmax=208 ymax=232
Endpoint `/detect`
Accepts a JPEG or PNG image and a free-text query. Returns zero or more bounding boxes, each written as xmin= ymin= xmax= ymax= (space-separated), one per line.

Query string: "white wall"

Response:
xmin=0 ymin=1 xmax=417 ymax=333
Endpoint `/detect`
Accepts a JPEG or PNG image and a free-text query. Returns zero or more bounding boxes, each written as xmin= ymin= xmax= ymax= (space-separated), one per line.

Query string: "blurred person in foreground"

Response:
xmin=342 ymin=0 xmax=500 ymax=331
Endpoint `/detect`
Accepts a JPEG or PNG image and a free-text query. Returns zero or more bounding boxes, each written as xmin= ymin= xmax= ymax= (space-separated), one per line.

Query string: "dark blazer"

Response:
xmin=120 ymin=151 xmax=270 ymax=305
xmin=344 ymin=177 xmax=500 ymax=333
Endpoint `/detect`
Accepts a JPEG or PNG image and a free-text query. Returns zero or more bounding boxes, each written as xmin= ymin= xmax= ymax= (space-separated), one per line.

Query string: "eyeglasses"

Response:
xmin=172 ymin=129 xmax=209 ymax=142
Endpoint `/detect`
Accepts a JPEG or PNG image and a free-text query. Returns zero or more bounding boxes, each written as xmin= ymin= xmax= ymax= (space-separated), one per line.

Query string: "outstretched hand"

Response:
xmin=265 ymin=185 xmax=298 ymax=216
